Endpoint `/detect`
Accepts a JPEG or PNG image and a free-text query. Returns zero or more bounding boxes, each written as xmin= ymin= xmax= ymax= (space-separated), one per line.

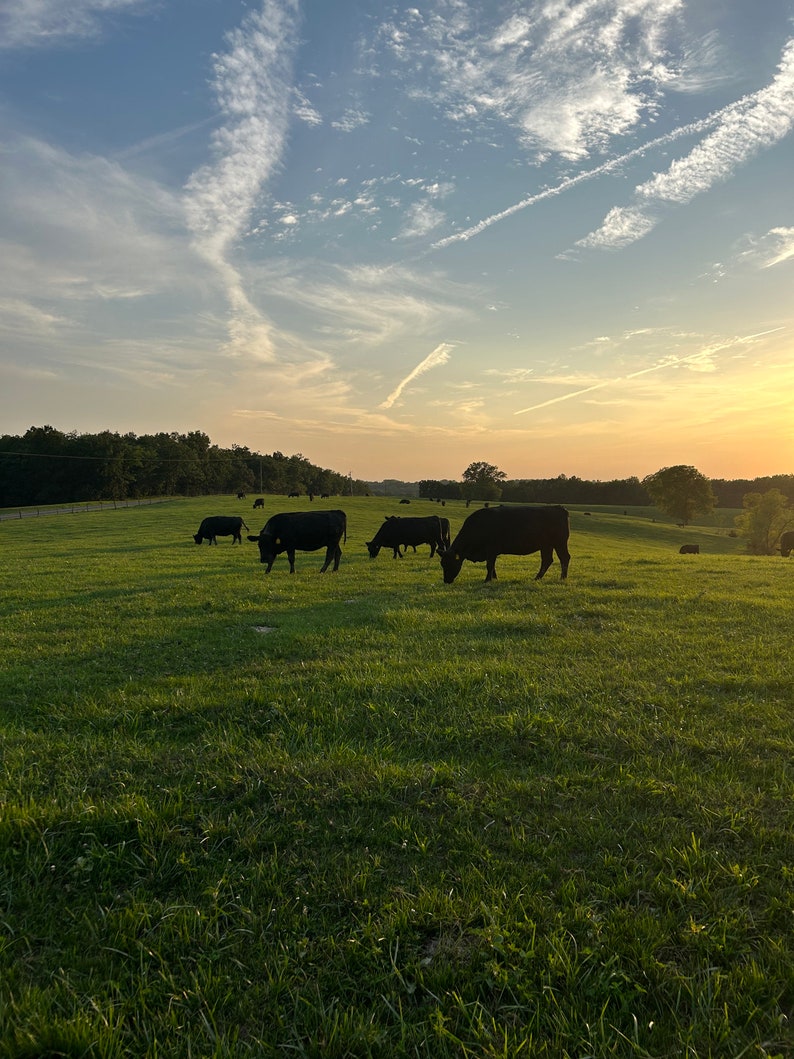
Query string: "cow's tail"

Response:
xmin=242 ymin=519 xmax=250 ymax=531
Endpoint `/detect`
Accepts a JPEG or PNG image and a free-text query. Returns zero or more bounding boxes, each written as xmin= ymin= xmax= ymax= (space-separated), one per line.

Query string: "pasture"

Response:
xmin=1 ymin=495 xmax=792 ymax=1058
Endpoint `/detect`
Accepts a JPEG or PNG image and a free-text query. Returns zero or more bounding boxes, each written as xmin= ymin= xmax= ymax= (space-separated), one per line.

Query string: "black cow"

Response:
xmin=399 ymin=498 xmax=411 ymax=504
xmin=253 ymin=497 xmax=265 ymax=509
xmin=237 ymin=492 xmax=246 ymax=500
xmin=367 ymin=515 xmax=446 ymax=559
xmin=248 ymin=510 xmax=347 ymax=573
xmin=679 ymin=544 xmax=700 ymax=554
xmin=440 ymin=505 xmax=570 ymax=583
xmin=193 ymin=515 xmax=249 ymax=545
xmin=288 ymin=491 xmax=300 ymax=498
xmin=780 ymin=530 xmax=794 ymax=558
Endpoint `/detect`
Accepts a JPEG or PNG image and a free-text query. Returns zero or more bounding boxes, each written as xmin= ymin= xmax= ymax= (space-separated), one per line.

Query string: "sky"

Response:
xmin=1 ymin=0 xmax=792 ymax=483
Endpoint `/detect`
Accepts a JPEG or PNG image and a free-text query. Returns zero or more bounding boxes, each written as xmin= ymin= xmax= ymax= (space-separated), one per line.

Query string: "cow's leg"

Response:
xmin=265 ymin=558 xmax=275 ymax=573
xmin=287 ymin=549 xmax=296 ymax=573
xmin=485 ymin=556 xmax=498 ymax=581
xmin=429 ymin=542 xmax=437 ymax=557
xmin=535 ymin=546 xmax=553 ymax=579
xmin=556 ymin=545 xmax=571 ymax=580
xmin=320 ymin=545 xmax=334 ymax=572
xmin=331 ymin=545 xmax=342 ymax=571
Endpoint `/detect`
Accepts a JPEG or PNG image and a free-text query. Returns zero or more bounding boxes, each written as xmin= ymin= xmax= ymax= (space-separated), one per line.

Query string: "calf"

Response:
xmin=367 ymin=515 xmax=446 ymax=559
xmin=194 ymin=515 xmax=249 ymax=545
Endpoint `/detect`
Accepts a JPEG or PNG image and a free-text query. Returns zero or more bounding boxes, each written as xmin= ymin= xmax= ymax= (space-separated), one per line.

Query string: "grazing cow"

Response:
xmin=237 ymin=492 xmax=246 ymax=500
xmin=193 ymin=515 xmax=249 ymax=545
xmin=248 ymin=510 xmax=347 ymax=573
xmin=321 ymin=493 xmax=330 ymax=499
xmin=288 ymin=491 xmax=300 ymax=498
xmin=679 ymin=544 xmax=700 ymax=554
xmin=440 ymin=505 xmax=570 ymax=583
xmin=779 ymin=530 xmax=794 ymax=557
xmin=399 ymin=498 xmax=411 ymax=504
xmin=253 ymin=497 xmax=265 ymax=509
xmin=367 ymin=515 xmax=446 ymax=559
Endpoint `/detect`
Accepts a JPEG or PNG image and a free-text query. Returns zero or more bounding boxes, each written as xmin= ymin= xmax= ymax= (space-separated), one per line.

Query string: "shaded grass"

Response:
xmin=1 ymin=496 xmax=792 ymax=1056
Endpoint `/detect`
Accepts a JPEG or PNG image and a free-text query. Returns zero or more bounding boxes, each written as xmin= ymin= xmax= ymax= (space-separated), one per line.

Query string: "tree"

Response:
xmin=734 ymin=489 xmax=793 ymax=555
xmin=642 ymin=465 xmax=715 ymax=526
xmin=461 ymin=461 xmax=506 ymax=503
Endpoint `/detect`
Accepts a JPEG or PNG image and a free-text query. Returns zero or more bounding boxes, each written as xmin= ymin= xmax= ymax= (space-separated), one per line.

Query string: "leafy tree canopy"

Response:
xmin=735 ymin=489 xmax=793 ymax=555
xmin=461 ymin=461 xmax=506 ymax=501
xmin=642 ymin=465 xmax=715 ymax=526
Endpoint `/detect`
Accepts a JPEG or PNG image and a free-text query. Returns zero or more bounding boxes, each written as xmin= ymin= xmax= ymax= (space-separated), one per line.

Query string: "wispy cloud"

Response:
xmin=759 ymin=227 xmax=794 ymax=268
xmin=0 ymin=0 xmax=148 ymax=48
xmin=380 ymin=343 xmax=454 ymax=409
xmin=183 ymin=0 xmax=300 ymax=361
xmin=514 ymin=329 xmax=786 ymax=415
xmin=575 ymin=38 xmax=794 ymax=252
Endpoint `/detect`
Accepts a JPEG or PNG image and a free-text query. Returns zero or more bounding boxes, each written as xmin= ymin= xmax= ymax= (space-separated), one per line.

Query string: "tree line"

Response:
xmin=421 ymin=466 xmax=794 ymax=510
xmin=0 ymin=426 xmax=368 ymax=507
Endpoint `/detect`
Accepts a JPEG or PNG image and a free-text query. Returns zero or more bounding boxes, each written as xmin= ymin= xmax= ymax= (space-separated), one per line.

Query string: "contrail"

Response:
xmin=429 ymin=111 xmax=728 ymax=253
xmin=514 ymin=329 xmax=786 ymax=415
xmin=380 ymin=343 xmax=454 ymax=409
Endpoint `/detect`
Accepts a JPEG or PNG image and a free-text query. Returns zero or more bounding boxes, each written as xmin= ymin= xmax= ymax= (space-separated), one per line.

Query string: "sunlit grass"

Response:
xmin=1 ymin=496 xmax=792 ymax=1056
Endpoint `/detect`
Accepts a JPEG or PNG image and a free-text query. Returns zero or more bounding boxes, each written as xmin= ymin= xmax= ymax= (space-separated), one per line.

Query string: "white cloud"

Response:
xmin=760 ymin=227 xmax=794 ymax=268
xmin=397 ymin=201 xmax=446 ymax=240
xmin=0 ymin=136 xmax=191 ymax=307
xmin=183 ymin=0 xmax=300 ymax=361
xmin=0 ymin=0 xmax=148 ymax=48
xmin=575 ymin=37 xmax=794 ymax=251
xmin=382 ymin=0 xmax=683 ymax=159
xmin=331 ymin=108 xmax=370 ymax=132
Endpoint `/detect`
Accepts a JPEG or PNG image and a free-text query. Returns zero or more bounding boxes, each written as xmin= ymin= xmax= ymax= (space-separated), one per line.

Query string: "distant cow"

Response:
xmin=367 ymin=515 xmax=446 ymax=559
xmin=779 ymin=530 xmax=794 ymax=557
xmin=288 ymin=491 xmax=300 ymax=498
xmin=248 ymin=510 xmax=347 ymax=573
xmin=399 ymin=498 xmax=411 ymax=504
xmin=441 ymin=505 xmax=570 ymax=583
xmin=679 ymin=544 xmax=700 ymax=554
xmin=321 ymin=493 xmax=330 ymax=499
xmin=237 ymin=492 xmax=246 ymax=500
xmin=194 ymin=515 xmax=249 ymax=545
xmin=253 ymin=498 xmax=265 ymax=509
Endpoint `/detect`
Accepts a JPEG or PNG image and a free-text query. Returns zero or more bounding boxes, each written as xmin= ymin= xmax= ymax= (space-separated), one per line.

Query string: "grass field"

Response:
xmin=1 ymin=495 xmax=792 ymax=1058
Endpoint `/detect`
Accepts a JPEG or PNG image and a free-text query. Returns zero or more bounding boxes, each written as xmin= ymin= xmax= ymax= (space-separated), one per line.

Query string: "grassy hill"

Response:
xmin=1 ymin=496 xmax=791 ymax=1057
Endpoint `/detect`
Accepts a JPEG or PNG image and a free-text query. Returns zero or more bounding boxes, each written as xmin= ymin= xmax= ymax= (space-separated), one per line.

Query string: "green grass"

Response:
xmin=1 ymin=496 xmax=792 ymax=1057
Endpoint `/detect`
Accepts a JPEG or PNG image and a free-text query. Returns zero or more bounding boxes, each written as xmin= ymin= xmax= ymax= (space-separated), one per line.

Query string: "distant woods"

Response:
xmin=420 ymin=472 xmax=794 ymax=509
xmin=1 ymin=425 xmax=791 ymax=510
xmin=0 ymin=426 xmax=366 ymax=507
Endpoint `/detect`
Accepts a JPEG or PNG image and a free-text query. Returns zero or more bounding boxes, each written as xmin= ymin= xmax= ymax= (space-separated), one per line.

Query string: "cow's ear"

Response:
xmin=247 ymin=535 xmax=259 ymax=542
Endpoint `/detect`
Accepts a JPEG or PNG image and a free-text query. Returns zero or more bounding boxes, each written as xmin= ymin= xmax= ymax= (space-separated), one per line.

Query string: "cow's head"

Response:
xmin=248 ymin=532 xmax=276 ymax=564
xmin=365 ymin=540 xmax=380 ymax=559
xmin=193 ymin=533 xmax=203 ymax=544
xmin=439 ymin=550 xmax=463 ymax=584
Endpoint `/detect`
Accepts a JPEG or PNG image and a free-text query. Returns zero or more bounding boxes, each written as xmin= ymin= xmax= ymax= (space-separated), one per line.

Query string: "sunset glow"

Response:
xmin=1 ymin=1 xmax=792 ymax=482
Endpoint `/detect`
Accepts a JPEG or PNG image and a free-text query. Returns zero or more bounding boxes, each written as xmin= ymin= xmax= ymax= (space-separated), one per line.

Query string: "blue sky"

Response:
xmin=1 ymin=0 xmax=792 ymax=482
